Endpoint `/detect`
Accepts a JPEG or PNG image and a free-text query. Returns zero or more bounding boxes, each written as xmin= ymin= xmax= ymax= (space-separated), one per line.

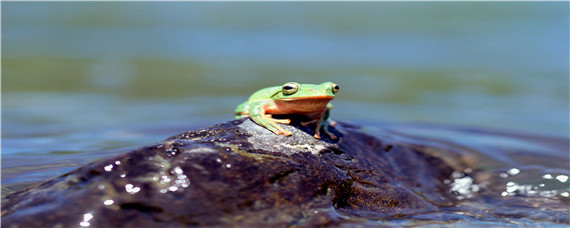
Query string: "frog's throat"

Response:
xmin=271 ymin=95 xmax=334 ymax=115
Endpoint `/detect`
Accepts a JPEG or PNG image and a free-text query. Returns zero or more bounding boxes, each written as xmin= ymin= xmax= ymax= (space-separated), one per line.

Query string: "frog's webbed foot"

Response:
xmin=276 ymin=129 xmax=292 ymax=136
xmin=266 ymin=119 xmax=292 ymax=136
xmin=263 ymin=120 xmax=292 ymax=136
xmin=267 ymin=115 xmax=291 ymax=135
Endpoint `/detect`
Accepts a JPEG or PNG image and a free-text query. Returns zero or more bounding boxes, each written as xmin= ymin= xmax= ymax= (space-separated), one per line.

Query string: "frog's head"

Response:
xmin=273 ymin=82 xmax=339 ymax=113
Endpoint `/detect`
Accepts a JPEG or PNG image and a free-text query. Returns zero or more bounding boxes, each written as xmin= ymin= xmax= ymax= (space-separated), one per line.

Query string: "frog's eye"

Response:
xmin=331 ymin=83 xmax=340 ymax=94
xmin=282 ymin=83 xmax=298 ymax=95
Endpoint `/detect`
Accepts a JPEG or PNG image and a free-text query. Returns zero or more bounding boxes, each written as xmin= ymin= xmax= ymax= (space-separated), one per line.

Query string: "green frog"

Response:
xmin=235 ymin=82 xmax=339 ymax=139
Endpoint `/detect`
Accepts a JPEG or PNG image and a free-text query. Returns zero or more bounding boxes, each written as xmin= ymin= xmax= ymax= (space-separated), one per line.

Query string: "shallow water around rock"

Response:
xmin=2 ymin=118 xmax=569 ymax=227
xmin=361 ymin=122 xmax=570 ymax=226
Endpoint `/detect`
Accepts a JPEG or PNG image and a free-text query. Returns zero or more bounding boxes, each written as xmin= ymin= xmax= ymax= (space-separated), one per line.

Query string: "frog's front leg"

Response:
xmin=249 ymin=100 xmax=292 ymax=136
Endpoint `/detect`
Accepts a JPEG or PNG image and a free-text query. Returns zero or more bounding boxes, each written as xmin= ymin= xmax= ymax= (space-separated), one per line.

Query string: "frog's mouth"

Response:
xmin=274 ymin=95 xmax=334 ymax=114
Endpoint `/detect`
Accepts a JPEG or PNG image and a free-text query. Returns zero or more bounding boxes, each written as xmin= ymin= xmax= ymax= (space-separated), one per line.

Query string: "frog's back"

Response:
xmin=246 ymin=85 xmax=281 ymax=102
xmin=235 ymin=85 xmax=280 ymax=118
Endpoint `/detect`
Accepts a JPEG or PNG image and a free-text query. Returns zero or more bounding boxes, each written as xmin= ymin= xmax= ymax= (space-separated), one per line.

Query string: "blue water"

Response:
xmin=2 ymin=2 xmax=569 ymax=226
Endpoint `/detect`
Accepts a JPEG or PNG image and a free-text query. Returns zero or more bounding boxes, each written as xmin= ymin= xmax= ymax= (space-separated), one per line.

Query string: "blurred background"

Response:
xmin=2 ymin=2 xmax=569 ymax=193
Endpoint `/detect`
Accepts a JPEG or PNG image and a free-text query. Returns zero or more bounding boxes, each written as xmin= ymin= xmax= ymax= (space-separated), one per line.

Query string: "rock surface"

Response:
xmin=2 ymin=118 xmax=462 ymax=227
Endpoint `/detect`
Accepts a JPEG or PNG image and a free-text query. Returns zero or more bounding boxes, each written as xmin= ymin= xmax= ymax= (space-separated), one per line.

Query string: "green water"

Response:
xmin=2 ymin=2 xmax=569 ymax=226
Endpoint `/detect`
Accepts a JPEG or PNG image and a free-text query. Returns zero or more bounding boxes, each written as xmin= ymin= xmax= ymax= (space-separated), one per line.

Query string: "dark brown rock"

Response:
xmin=1 ymin=118 xmax=460 ymax=227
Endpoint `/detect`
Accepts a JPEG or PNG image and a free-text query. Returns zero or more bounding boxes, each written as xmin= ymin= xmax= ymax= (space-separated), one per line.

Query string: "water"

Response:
xmin=2 ymin=2 xmax=569 ymax=226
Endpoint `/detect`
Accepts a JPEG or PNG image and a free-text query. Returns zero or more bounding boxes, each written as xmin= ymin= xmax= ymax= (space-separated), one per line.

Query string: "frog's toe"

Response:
xmin=271 ymin=125 xmax=291 ymax=136
xmin=329 ymin=121 xmax=337 ymax=128
xmin=272 ymin=118 xmax=291 ymax=124
xmin=313 ymin=132 xmax=322 ymax=139
xmin=281 ymin=130 xmax=292 ymax=136
xmin=326 ymin=132 xmax=338 ymax=140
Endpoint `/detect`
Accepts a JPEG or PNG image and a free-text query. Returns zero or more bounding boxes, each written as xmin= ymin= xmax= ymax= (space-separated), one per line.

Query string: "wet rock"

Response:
xmin=2 ymin=118 xmax=461 ymax=227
